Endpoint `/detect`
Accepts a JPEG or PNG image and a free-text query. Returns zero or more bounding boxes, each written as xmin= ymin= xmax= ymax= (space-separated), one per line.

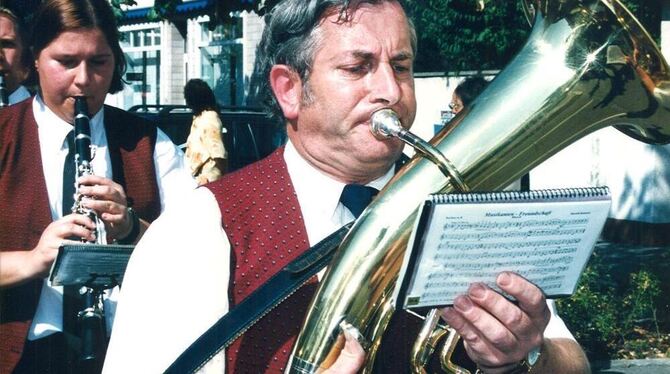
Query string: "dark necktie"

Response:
xmin=339 ymin=184 xmax=379 ymax=218
xmin=62 ymin=130 xmax=76 ymax=216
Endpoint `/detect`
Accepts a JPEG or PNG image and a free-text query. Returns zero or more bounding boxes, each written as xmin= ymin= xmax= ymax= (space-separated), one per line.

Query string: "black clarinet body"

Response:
xmin=74 ymin=97 xmax=93 ymax=173
xmin=72 ymin=97 xmax=105 ymax=237
xmin=71 ymin=96 xmax=106 ymax=370
xmin=0 ymin=73 xmax=9 ymax=107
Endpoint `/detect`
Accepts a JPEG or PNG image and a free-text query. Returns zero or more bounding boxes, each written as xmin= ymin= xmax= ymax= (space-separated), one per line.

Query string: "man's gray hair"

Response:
xmin=253 ymin=0 xmax=416 ymax=125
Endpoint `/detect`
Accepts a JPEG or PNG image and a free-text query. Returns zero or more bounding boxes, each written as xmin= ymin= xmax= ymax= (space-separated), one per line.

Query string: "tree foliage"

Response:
xmin=404 ymin=0 xmax=662 ymax=73
xmin=404 ymin=0 xmax=529 ymax=72
xmin=6 ymin=0 xmax=662 ymax=73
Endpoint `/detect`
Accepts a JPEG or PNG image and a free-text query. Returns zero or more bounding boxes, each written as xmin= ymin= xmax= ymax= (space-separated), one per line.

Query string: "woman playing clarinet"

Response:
xmin=0 ymin=1 xmax=196 ymax=373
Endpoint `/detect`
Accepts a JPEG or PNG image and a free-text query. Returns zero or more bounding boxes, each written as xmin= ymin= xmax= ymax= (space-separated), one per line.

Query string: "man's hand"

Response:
xmin=76 ymin=175 xmax=133 ymax=240
xmin=323 ymin=327 xmax=366 ymax=374
xmin=440 ymin=272 xmax=549 ymax=373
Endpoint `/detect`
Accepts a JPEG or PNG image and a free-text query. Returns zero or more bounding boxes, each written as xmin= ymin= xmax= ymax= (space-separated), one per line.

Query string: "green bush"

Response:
xmin=556 ymin=252 xmax=666 ymax=360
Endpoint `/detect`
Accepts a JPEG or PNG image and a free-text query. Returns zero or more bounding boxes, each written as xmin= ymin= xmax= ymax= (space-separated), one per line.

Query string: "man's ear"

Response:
xmin=270 ymin=65 xmax=302 ymax=121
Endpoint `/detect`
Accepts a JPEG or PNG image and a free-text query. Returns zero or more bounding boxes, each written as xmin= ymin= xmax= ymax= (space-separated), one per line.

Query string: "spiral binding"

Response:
xmin=431 ymin=186 xmax=610 ymax=204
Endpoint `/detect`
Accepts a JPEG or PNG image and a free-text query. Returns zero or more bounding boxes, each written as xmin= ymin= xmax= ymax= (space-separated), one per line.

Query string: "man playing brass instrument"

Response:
xmin=106 ymin=0 xmax=590 ymax=373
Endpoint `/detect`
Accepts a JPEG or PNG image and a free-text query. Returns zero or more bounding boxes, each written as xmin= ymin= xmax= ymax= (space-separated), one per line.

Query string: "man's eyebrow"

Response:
xmin=347 ymin=50 xmax=414 ymax=61
xmin=391 ymin=51 xmax=414 ymax=62
xmin=350 ymin=50 xmax=374 ymax=61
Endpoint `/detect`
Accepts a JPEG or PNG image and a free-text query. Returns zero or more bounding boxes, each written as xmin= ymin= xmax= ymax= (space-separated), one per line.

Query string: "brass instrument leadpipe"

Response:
xmin=371 ymin=109 xmax=470 ymax=193
xmin=371 ymin=109 xmax=471 ymax=374
xmin=289 ymin=0 xmax=670 ymax=372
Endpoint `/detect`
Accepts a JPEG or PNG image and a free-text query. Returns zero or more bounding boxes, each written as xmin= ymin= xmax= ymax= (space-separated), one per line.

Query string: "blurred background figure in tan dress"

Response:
xmin=183 ymin=78 xmax=227 ymax=185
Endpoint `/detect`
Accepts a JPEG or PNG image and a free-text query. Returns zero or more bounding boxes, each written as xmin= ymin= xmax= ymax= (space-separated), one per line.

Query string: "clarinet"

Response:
xmin=72 ymin=96 xmax=106 ymax=243
xmin=71 ymin=96 xmax=107 ymax=367
xmin=0 ymin=73 xmax=9 ymax=107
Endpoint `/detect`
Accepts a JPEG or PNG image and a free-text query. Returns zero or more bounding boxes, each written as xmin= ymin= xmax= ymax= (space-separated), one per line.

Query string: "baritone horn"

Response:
xmin=289 ymin=0 xmax=670 ymax=373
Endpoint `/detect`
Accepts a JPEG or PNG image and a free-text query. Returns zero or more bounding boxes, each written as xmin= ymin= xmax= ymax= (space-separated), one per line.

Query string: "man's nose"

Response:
xmin=369 ymin=64 xmax=401 ymax=105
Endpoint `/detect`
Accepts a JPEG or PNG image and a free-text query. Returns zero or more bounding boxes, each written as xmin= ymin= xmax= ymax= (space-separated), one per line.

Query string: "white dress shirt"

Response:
xmin=8 ymin=85 xmax=30 ymax=105
xmin=103 ymin=141 xmax=571 ymax=373
xmin=28 ymin=95 xmax=196 ymax=340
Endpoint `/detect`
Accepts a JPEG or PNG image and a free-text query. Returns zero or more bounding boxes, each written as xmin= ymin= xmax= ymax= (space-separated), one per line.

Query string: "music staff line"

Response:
xmin=442 ymin=218 xmax=588 ymax=231
xmin=425 ymin=267 xmax=571 ymax=281
xmin=420 ymin=280 xmax=566 ymax=300
xmin=436 ymin=238 xmax=581 ymax=251
xmin=444 ymin=228 xmax=587 ymax=241
xmin=426 ymin=256 xmax=574 ymax=274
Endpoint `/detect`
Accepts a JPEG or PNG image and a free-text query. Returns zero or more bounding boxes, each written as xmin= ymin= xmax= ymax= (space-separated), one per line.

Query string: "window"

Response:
xmin=198 ymin=18 xmax=244 ymax=105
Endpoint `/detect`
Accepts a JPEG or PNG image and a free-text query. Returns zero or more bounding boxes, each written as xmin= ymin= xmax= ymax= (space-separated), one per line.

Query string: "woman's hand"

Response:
xmin=1 ymin=214 xmax=96 ymax=287
xmin=76 ymin=175 xmax=133 ymax=240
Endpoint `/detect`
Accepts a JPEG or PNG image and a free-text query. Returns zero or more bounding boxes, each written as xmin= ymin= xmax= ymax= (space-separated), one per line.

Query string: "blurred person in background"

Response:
xmin=0 ymin=6 xmax=31 ymax=105
xmin=183 ymin=78 xmax=227 ymax=185
xmin=442 ymin=76 xmax=489 ymax=125
xmin=450 ymin=76 xmax=489 ymax=116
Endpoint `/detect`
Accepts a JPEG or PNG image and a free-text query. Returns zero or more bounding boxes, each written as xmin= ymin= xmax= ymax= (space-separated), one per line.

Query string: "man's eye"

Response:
xmin=343 ymin=63 xmax=369 ymax=75
xmin=393 ymin=64 xmax=411 ymax=74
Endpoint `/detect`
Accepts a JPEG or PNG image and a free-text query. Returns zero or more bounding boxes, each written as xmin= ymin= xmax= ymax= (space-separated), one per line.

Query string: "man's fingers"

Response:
xmin=452 ymin=295 xmax=519 ymax=355
xmin=496 ymin=272 xmax=549 ymax=325
xmin=335 ymin=334 xmax=366 ymax=370
xmin=466 ymin=282 xmax=535 ymax=339
xmin=441 ymin=305 xmax=511 ymax=367
xmin=325 ymin=328 xmax=366 ymax=374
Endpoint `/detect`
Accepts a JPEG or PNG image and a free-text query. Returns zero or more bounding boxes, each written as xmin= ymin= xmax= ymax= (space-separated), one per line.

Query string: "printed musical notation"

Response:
xmin=395 ymin=188 xmax=612 ymax=309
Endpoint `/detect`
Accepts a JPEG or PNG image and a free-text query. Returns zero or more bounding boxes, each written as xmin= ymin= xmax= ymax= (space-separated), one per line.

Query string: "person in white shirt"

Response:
xmin=105 ymin=1 xmax=590 ymax=373
xmin=0 ymin=6 xmax=31 ymax=105
xmin=0 ymin=0 xmax=195 ymax=373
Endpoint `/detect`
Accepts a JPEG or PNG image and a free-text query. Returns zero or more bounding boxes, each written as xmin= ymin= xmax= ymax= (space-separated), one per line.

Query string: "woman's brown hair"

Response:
xmin=31 ymin=0 xmax=126 ymax=93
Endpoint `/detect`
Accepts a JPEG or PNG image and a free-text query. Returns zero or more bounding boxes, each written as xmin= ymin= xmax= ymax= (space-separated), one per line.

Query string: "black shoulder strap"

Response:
xmin=164 ymin=223 xmax=353 ymax=374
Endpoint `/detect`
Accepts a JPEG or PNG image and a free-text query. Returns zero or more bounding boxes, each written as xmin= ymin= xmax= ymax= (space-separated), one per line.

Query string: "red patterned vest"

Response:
xmin=207 ymin=147 xmax=478 ymax=373
xmin=0 ymin=100 xmax=162 ymax=372
xmin=207 ymin=148 xmax=317 ymax=373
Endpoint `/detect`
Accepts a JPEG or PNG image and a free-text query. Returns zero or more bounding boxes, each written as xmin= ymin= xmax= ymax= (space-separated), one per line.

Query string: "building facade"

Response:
xmin=108 ymin=0 xmax=263 ymax=110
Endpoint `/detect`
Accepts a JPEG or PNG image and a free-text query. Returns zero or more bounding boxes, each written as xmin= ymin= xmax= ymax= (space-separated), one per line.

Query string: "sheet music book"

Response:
xmin=394 ymin=187 xmax=611 ymax=309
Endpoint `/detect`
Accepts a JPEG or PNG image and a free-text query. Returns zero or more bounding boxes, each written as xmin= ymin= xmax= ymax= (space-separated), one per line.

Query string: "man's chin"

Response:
xmin=363 ymin=145 xmax=404 ymax=168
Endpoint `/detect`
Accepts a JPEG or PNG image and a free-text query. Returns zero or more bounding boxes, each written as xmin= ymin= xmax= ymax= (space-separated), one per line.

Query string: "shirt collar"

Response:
xmin=284 ymin=140 xmax=394 ymax=221
xmin=8 ymin=85 xmax=31 ymax=104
